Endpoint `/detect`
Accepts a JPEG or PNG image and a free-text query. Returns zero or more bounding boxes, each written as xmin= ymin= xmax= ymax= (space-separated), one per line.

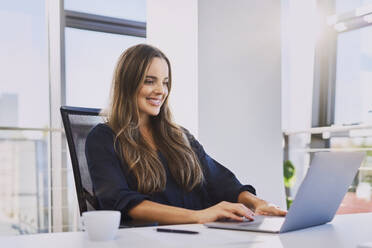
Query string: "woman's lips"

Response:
xmin=146 ymin=98 xmax=162 ymax=106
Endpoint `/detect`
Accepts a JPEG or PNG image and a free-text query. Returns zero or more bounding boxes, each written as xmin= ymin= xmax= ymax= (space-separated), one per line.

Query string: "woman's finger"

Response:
xmin=226 ymin=203 xmax=255 ymax=220
xmin=256 ymin=210 xmax=269 ymax=215
xmin=257 ymin=206 xmax=287 ymax=216
xmin=266 ymin=204 xmax=287 ymax=216
xmin=221 ymin=211 xmax=244 ymax=222
xmin=273 ymin=208 xmax=287 ymax=216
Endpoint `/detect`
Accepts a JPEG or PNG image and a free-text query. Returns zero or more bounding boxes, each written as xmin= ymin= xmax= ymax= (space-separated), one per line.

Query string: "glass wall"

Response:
xmin=0 ymin=0 xmax=50 ymax=235
xmin=283 ymin=0 xmax=372 ymax=213
xmin=335 ymin=26 xmax=372 ymax=125
xmin=62 ymin=0 xmax=146 ymax=232
xmin=332 ymin=2 xmax=372 ymax=214
xmin=0 ymin=1 xmax=49 ymax=128
xmin=0 ymin=0 xmax=146 ymax=235
xmin=65 ymin=28 xmax=145 ymax=109
xmin=0 ymin=131 xmax=50 ymax=235
xmin=316 ymin=1 xmax=372 ymax=214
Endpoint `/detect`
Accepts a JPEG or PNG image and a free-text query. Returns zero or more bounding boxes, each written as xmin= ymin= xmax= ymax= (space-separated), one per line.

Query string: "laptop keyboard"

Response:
xmin=219 ymin=215 xmax=280 ymax=226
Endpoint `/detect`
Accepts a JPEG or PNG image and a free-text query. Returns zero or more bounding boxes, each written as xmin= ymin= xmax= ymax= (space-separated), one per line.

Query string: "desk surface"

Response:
xmin=1 ymin=213 xmax=372 ymax=248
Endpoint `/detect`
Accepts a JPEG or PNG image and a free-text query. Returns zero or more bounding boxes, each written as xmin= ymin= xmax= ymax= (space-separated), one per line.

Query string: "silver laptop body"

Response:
xmin=205 ymin=152 xmax=365 ymax=233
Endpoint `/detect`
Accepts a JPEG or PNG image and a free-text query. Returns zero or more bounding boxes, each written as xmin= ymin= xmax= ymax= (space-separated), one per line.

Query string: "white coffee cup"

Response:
xmin=82 ymin=210 xmax=121 ymax=241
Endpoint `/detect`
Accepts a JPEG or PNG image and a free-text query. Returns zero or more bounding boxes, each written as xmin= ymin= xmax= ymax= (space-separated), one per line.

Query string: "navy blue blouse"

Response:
xmin=85 ymin=124 xmax=255 ymax=220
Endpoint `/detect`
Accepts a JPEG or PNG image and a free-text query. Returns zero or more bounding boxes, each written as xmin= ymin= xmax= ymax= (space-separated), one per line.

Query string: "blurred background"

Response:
xmin=0 ymin=0 xmax=371 ymax=235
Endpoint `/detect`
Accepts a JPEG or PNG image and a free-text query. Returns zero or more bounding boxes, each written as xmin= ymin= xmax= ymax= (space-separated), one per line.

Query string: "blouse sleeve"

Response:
xmin=85 ymin=124 xmax=149 ymax=220
xmin=183 ymin=129 xmax=256 ymax=204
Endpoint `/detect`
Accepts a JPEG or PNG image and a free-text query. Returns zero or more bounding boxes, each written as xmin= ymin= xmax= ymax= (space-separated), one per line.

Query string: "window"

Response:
xmin=335 ymin=26 xmax=372 ymax=125
xmin=310 ymin=1 xmax=372 ymax=214
xmin=0 ymin=1 xmax=49 ymax=128
xmin=0 ymin=0 xmax=51 ymax=235
xmin=0 ymin=0 xmax=146 ymax=235
xmin=65 ymin=28 xmax=145 ymax=108
xmin=61 ymin=1 xmax=146 ymax=232
xmin=331 ymin=5 xmax=372 ymax=213
xmin=283 ymin=0 xmax=372 ymax=213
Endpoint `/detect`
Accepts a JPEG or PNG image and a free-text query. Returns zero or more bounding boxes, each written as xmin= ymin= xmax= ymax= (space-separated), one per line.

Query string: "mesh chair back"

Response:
xmin=60 ymin=106 xmax=105 ymax=214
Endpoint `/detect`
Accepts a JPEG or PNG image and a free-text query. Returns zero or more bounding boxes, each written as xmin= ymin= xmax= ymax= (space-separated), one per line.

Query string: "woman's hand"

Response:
xmin=238 ymin=191 xmax=287 ymax=217
xmin=193 ymin=201 xmax=255 ymax=224
xmin=254 ymin=202 xmax=287 ymax=216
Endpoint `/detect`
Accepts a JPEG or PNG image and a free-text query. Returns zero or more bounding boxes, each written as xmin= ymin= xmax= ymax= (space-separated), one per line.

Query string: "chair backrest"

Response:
xmin=60 ymin=106 xmax=105 ymax=214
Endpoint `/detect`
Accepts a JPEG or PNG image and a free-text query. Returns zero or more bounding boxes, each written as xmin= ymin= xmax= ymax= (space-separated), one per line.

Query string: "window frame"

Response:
xmin=65 ymin=10 xmax=146 ymax=37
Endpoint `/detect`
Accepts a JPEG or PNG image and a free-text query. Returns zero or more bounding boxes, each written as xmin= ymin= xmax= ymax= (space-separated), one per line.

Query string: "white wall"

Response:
xmin=146 ymin=0 xmax=199 ymax=136
xmin=281 ymin=0 xmax=317 ymax=196
xmin=147 ymin=0 xmax=285 ymax=208
xmin=198 ymin=0 xmax=285 ymax=207
xmin=282 ymin=0 xmax=315 ymax=132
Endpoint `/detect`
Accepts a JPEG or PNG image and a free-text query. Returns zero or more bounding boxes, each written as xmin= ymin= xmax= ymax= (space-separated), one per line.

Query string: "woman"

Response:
xmin=85 ymin=44 xmax=286 ymax=224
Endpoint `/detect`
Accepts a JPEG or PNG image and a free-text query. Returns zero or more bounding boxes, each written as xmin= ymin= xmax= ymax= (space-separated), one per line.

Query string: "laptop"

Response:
xmin=205 ymin=152 xmax=365 ymax=233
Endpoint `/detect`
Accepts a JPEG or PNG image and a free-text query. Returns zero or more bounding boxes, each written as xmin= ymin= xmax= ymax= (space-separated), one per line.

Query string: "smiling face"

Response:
xmin=137 ymin=57 xmax=169 ymax=124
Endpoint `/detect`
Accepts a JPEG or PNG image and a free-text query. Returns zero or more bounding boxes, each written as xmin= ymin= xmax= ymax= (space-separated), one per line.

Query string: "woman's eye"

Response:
xmin=145 ymin=80 xmax=154 ymax=84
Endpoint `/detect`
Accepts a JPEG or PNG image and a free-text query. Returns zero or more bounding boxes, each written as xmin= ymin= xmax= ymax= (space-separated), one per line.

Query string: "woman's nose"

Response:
xmin=154 ymin=82 xmax=166 ymax=94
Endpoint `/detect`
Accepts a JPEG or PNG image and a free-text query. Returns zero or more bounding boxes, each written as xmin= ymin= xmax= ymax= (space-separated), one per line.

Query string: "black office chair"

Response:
xmin=60 ymin=106 xmax=157 ymax=228
xmin=60 ymin=106 xmax=104 ymax=214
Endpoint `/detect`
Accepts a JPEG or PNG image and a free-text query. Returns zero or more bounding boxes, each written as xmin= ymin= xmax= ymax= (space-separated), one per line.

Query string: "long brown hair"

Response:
xmin=106 ymin=44 xmax=203 ymax=194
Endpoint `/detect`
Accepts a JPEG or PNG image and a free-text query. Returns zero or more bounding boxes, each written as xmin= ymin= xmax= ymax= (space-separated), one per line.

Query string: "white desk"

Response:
xmin=1 ymin=213 xmax=372 ymax=248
